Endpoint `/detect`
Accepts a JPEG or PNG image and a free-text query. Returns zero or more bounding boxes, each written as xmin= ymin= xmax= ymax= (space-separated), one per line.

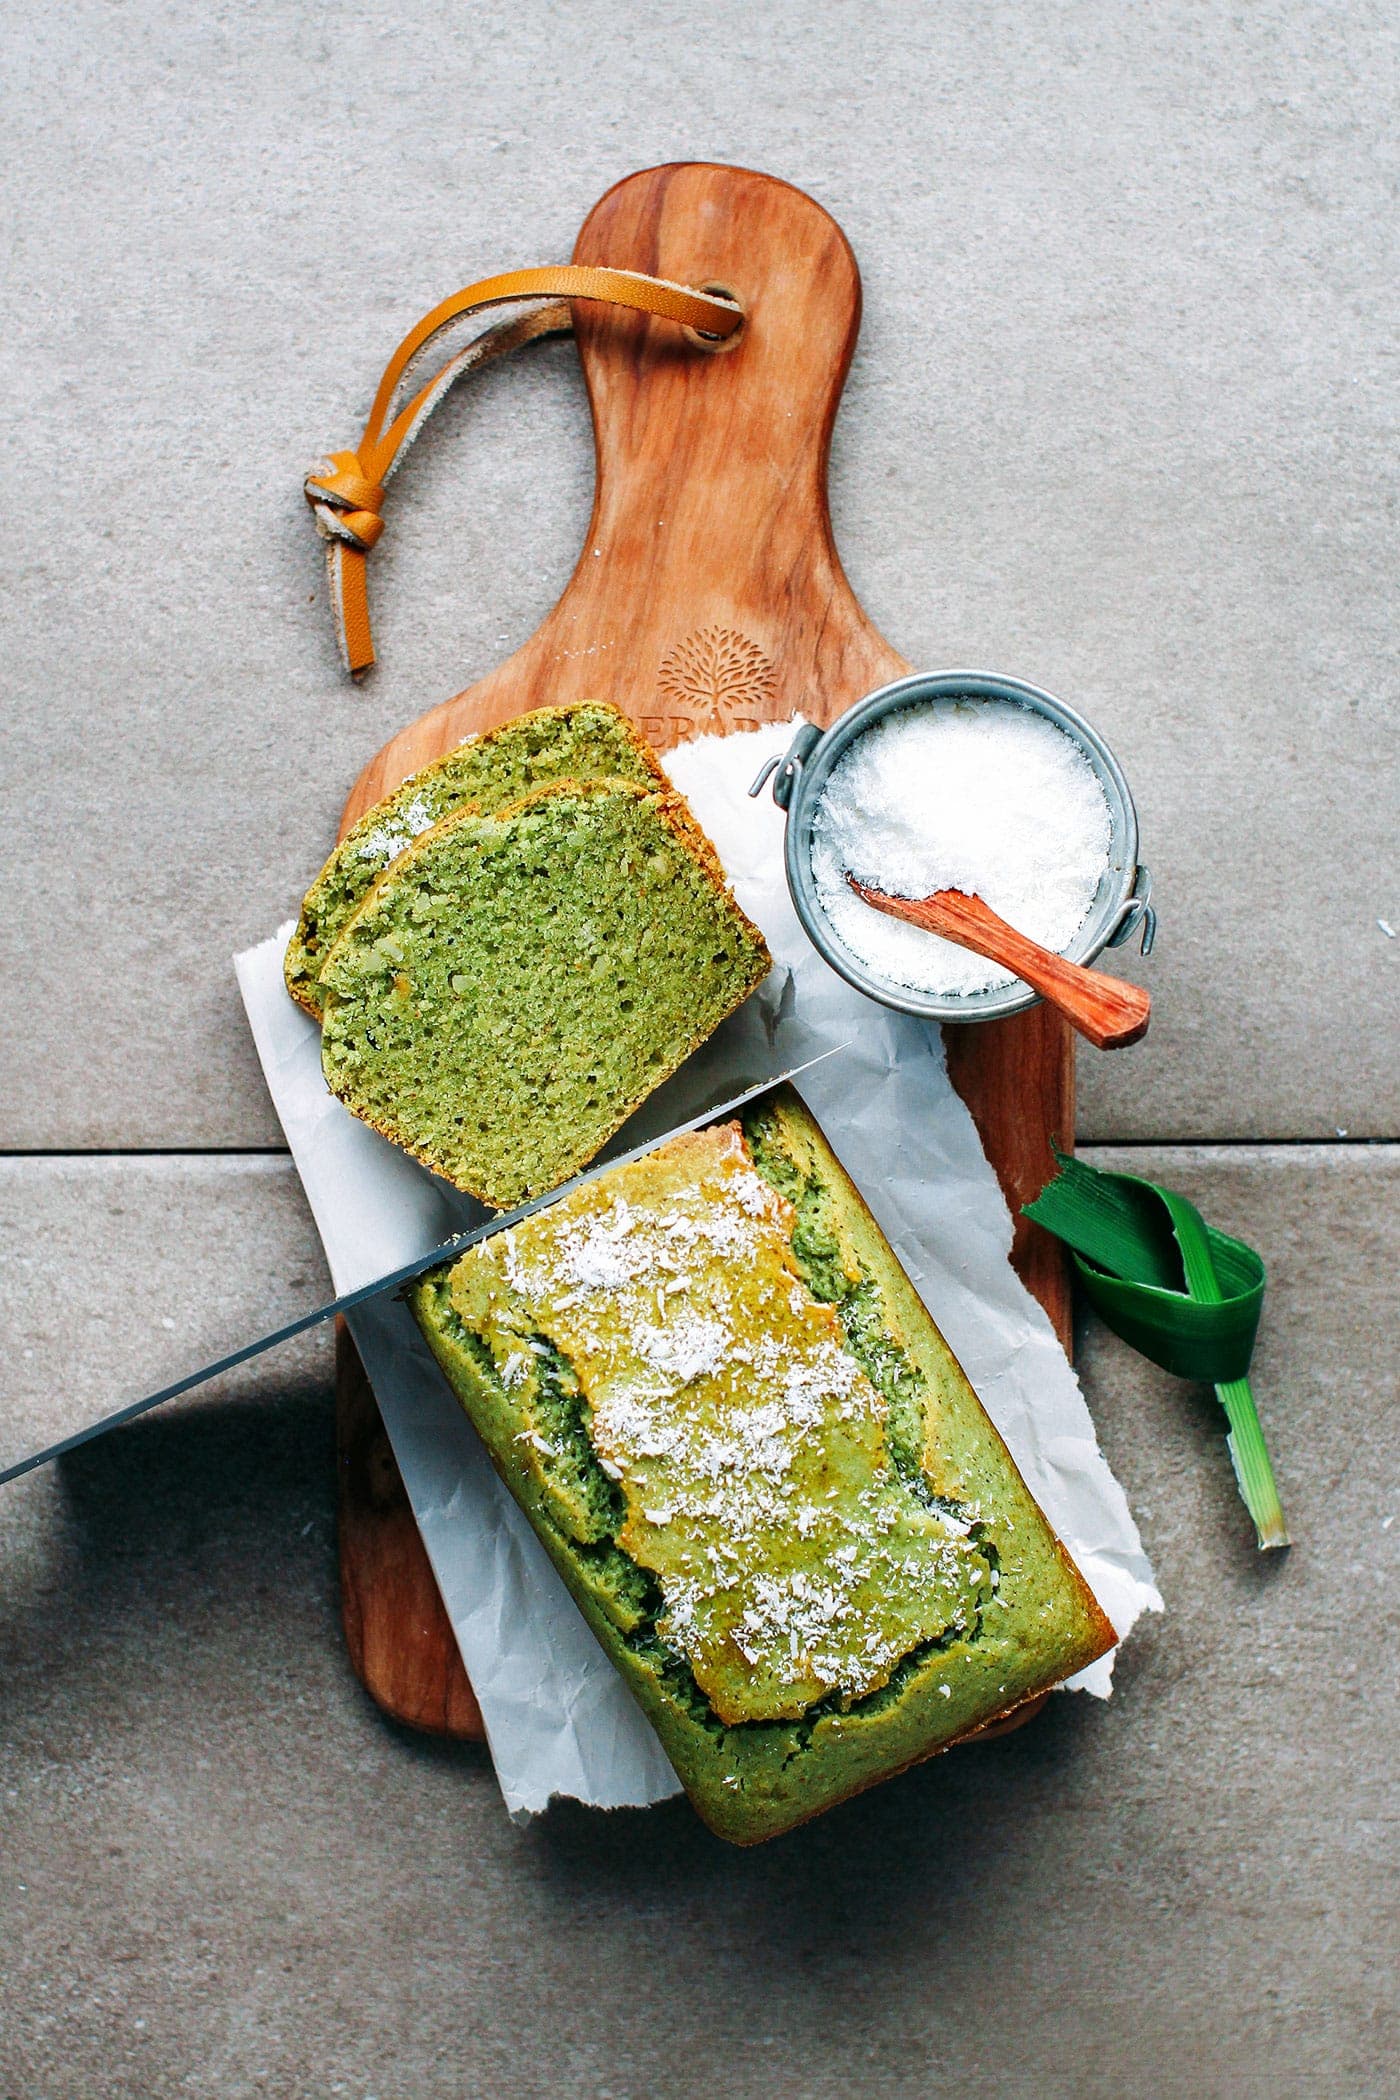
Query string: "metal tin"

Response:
xmin=749 ymin=669 xmax=1155 ymax=1024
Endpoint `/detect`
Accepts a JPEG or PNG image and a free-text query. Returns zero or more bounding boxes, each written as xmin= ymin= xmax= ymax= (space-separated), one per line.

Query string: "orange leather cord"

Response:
xmin=304 ymin=267 xmax=743 ymax=675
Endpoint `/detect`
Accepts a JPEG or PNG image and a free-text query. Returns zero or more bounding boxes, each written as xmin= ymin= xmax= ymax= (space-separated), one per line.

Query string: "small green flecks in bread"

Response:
xmin=285 ymin=702 xmax=669 ymax=1018
xmin=317 ymin=779 xmax=770 ymax=1211
xmin=409 ymin=1089 xmax=1119 ymax=1845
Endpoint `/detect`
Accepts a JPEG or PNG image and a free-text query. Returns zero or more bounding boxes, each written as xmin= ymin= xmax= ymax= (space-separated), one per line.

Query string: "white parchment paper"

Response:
xmin=236 ymin=721 xmax=1160 ymax=1819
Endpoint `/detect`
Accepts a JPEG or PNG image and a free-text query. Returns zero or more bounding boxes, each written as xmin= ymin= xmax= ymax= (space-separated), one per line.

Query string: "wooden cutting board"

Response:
xmin=333 ymin=162 xmax=1073 ymax=1738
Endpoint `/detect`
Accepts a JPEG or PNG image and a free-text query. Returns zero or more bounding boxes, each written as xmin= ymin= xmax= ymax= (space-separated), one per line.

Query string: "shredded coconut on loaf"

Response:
xmin=409 ymin=1087 xmax=1118 ymax=1843
xmin=455 ymin=1122 xmax=989 ymax=1724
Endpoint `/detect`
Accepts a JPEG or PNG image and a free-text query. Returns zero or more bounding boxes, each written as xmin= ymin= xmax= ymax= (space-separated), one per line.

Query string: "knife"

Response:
xmin=2 ymin=1047 xmax=845 ymax=1487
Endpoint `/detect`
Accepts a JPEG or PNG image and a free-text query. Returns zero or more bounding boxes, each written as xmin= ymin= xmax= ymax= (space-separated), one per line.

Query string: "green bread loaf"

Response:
xmin=285 ymin=702 xmax=669 ymax=1018
xmin=410 ymin=1089 xmax=1118 ymax=1844
xmin=318 ymin=779 xmax=771 ymax=1210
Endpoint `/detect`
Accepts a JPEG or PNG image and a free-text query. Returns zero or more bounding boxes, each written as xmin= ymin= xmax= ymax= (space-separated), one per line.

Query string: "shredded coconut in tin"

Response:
xmin=811 ymin=699 xmax=1113 ymax=998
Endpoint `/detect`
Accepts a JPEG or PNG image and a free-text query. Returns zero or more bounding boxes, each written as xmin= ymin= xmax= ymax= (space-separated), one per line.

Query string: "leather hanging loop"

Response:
xmin=305 ymin=267 xmax=744 ymax=676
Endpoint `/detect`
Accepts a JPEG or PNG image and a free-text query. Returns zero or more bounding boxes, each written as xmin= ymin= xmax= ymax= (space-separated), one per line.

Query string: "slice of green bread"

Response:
xmin=318 ymin=779 xmax=771 ymax=1209
xmin=285 ymin=702 xmax=669 ymax=1018
xmin=409 ymin=1088 xmax=1118 ymax=1844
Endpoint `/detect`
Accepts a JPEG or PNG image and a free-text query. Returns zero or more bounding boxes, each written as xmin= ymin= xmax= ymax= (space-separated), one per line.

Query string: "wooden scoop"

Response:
xmin=848 ymin=879 xmax=1152 ymax=1050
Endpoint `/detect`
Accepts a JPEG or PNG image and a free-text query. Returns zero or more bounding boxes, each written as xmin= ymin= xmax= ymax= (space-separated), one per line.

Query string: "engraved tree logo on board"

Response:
xmin=652 ymin=626 xmax=776 ymax=742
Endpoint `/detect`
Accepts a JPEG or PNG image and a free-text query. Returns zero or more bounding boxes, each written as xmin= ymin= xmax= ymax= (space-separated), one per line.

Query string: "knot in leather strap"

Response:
xmin=305 ymin=265 xmax=743 ymax=676
xmin=304 ymin=452 xmax=386 ymax=552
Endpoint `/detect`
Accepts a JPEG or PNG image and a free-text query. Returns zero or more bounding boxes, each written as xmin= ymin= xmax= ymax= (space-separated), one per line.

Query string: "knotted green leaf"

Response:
xmin=1025 ymin=1152 xmax=1287 ymax=1550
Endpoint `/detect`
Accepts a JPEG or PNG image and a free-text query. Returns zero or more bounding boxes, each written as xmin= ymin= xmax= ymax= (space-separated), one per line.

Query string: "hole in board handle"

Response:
xmin=685 ymin=282 xmax=746 ymax=352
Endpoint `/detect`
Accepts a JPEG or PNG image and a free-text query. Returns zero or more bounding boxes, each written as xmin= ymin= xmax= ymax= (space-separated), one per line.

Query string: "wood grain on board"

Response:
xmin=335 ymin=162 xmax=1074 ymax=1739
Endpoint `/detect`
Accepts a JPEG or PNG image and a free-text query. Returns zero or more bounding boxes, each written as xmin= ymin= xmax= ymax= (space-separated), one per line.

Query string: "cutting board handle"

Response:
xmin=345 ymin=164 xmax=908 ymax=804
xmin=306 ymin=267 xmax=744 ymax=675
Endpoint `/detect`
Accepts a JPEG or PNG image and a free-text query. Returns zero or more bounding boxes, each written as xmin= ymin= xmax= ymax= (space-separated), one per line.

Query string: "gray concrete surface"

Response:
xmin=4 ymin=5 xmax=1397 ymax=2096
xmin=0 ymin=1157 xmax=331 ymax=1477
xmin=2 ymin=1147 xmax=1395 ymax=2099
xmin=2 ymin=1 xmax=1396 ymax=1146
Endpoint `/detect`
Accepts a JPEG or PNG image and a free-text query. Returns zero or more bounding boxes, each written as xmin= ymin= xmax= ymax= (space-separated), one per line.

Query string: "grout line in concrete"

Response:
xmin=1077 ymin=1135 xmax=1399 ymax=1151
xmin=0 ymin=1146 xmax=295 ymax=1160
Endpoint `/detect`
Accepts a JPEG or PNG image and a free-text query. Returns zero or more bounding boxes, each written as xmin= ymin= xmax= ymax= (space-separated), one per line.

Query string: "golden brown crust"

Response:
xmin=594 ymin=707 xmax=674 ymax=794
xmin=317 ymin=777 xmax=770 ymax=1207
xmin=653 ymin=787 xmax=769 ymax=958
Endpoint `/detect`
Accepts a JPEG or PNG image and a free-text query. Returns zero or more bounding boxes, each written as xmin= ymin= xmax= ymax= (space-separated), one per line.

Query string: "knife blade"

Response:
xmin=1 ymin=1046 xmax=846 ymax=1487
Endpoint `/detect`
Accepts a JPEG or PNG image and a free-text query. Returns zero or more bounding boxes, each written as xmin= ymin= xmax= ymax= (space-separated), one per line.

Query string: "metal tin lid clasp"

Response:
xmin=1105 ymin=864 xmax=1157 ymax=956
xmin=748 ymin=723 xmax=822 ymax=810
